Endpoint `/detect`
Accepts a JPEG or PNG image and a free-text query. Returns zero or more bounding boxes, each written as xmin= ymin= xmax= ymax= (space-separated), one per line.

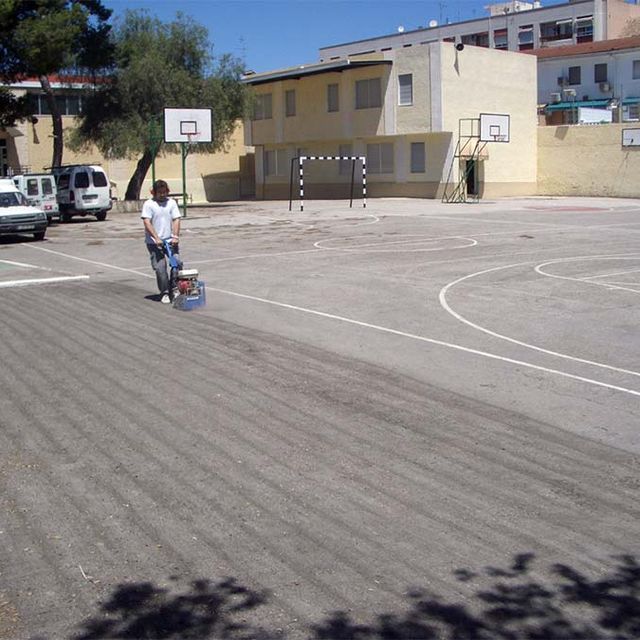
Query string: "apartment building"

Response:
xmin=243 ymin=42 xmax=537 ymax=200
xmin=319 ymin=0 xmax=640 ymax=59
xmin=529 ymin=35 xmax=640 ymax=123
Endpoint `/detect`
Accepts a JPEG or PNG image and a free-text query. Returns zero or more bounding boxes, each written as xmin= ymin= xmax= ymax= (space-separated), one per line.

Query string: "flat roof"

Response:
xmin=242 ymin=59 xmax=392 ymax=86
xmin=318 ymin=0 xmax=594 ymax=52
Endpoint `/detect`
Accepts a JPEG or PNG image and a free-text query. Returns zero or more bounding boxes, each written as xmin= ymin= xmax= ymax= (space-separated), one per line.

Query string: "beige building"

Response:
xmin=0 ymin=78 xmax=254 ymax=202
xmin=243 ymin=42 xmax=538 ymax=200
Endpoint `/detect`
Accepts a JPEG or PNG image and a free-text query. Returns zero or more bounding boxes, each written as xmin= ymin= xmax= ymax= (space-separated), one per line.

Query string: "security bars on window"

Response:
xmin=289 ymin=156 xmax=367 ymax=212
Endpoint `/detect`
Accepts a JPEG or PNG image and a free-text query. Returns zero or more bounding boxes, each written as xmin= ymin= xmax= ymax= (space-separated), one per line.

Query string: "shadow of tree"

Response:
xmin=69 ymin=554 xmax=640 ymax=640
xmin=312 ymin=553 xmax=640 ymax=640
xmin=71 ymin=576 xmax=280 ymax=640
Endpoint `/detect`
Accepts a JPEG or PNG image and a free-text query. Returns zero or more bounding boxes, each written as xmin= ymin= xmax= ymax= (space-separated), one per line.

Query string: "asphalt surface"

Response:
xmin=0 ymin=197 xmax=639 ymax=639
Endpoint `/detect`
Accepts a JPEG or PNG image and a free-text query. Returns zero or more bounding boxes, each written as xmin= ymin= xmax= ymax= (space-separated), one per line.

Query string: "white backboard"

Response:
xmin=622 ymin=128 xmax=640 ymax=147
xmin=163 ymin=108 xmax=213 ymax=143
xmin=479 ymin=113 xmax=510 ymax=142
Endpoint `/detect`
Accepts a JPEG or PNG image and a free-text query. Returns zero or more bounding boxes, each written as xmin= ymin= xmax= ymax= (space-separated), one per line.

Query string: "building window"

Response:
xmin=576 ymin=16 xmax=593 ymax=43
xmin=26 ymin=92 xmax=82 ymax=116
xmin=568 ymin=66 xmax=581 ymax=85
xmin=493 ymin=29 xmax=508 ymax=49
xmin=633 ymin=60 xmax=640 ymax=80
xmin=623 ymin=103 xmax=640 ymax=121
xmin=540 ymin=19 xmax=573 ymax=44
xmin=253 ymin=93 xmax=272 ymax=120
xmin=355 ymin=78 xmax=382 ymax=109
xmin=410 ymin=143 xmax=425 ymax=173
xmin=398 ymin=74 xmax=413 ymax=106
xmin=264 ymin=148 xmax=287 ymax=176
xmin=366 ymin=143 xmax=393 ymax=174
xmin=594 ymin=63 xmax=607 ymax=83
xmin=518 ymin=25 xmax=533 ymax=50
xmin=327 ymin=83 xmax=339 ymax=112
xmin=285 ymin=90 xmax=296 ymax=117
xmin=338 ymin=144 xmax=353 ymax=175
xmin=461 ymin=32 xmax=489 ymax=47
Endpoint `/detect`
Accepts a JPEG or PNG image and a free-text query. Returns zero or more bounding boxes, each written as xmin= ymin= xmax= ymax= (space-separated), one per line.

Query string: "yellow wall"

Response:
xmin=440 ymin=43 xmax=538 ymax=193
xmin=3 ymin=115 xmax=252 ymax=202
xmin=538 ymin=123 xmax=640 ymax=197
xmin=394 ymin=46 xmax=432 ymax=135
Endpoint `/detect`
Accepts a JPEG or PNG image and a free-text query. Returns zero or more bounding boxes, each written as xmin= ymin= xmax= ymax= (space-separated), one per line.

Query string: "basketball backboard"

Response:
xmin=479 ymin=113 xmax=510 ymax=143
xmin=163 ymin=108 xmax=213 ymax=143
xmin=622 ymin=128 xmax=640 ymax=147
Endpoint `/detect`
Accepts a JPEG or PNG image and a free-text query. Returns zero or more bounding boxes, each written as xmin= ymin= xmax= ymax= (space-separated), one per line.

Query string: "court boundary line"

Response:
xmin=438 ymin=254 xmax=640 ymax=380
xmin=0 ymin=275 xmax=90 ymax=288
xmin=208 ymin=285 xmax=640 ymax=398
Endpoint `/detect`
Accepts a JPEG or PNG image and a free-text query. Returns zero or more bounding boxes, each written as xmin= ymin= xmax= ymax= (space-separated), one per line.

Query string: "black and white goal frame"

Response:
xmin=288 ymin=155 xmax=367 ymax=212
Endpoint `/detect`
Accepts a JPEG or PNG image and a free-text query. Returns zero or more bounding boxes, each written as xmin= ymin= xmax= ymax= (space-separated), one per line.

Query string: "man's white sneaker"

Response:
xmin=160 ymin=293 xmax=171 ymax=304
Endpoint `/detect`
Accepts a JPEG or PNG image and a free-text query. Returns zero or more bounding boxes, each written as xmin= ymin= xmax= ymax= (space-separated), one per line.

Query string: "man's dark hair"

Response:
xmin=152 ymin=179 xmax=169 ymax=192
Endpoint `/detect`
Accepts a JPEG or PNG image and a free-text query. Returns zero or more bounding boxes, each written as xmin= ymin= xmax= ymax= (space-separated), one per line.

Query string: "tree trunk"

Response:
xmin=39 ymin=75 xmax=63 ymax=168
xmin=125 ymin=149 xmax=153 ymax=200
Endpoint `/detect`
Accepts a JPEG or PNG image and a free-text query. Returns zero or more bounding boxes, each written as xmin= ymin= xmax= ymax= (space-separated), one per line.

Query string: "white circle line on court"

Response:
xmin=535 ymin=256 xmax=640 ymax=295
xmin=314 ymin=236 xmax=478 ymax=252
xmin=207 ymin=285 xmax=640 ymax=398
xmin=0 ymin=275 xmax=90 ymax=288
xmin=438 ymin=254 xmax=640 ymax=380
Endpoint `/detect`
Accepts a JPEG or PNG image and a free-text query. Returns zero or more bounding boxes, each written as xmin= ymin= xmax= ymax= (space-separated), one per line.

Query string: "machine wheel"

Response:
xmin=33 ymin=231 xmax=46 ymax=241
xmin=95 ymin=211 xmax=107 ymax=221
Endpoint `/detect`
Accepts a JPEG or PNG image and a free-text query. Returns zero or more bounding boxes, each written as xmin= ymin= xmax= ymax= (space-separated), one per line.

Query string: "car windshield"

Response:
xmin=0 ymin=192 xmax=22 ymax=207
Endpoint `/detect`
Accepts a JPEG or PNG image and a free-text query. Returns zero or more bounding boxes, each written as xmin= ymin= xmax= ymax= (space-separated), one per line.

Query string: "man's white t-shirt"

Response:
xmin=141 ymin=198 xmax=181 ymax=245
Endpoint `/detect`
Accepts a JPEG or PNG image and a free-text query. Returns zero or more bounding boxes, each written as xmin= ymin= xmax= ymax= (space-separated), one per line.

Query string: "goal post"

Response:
xmin=288 ymin=155 xmax=367 ymax=212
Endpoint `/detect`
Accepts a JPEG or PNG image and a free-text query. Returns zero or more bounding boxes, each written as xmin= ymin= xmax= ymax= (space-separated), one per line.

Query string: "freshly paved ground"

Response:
xmin=0 ymin=196 xmax=639 ymax=639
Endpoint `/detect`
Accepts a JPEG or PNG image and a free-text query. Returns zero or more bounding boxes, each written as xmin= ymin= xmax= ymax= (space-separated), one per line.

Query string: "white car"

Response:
xmin=12 ymin=173 xmax=59 ymax=224
xmin=0 ymin=179 xmax=47 ymax=241
xmin=54 ymin=164 xmax=112 ymax=222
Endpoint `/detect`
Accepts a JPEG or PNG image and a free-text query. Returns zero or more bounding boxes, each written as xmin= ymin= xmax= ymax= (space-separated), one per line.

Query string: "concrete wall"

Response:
xmin=440 ymin=43 xmax=538 ymax=196
xmin=1 ymin=116 xmax=253 ymax=203
xmin=538 ymin=122 xmax=640 ymax=196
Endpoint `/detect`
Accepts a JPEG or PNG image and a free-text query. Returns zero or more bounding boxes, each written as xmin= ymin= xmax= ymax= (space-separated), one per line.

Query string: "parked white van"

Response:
xmin=54 ymin=164 xmax=112 ymax=222
xmin=13 ymin=173 xmax=59 ymax=223
xmin=0 ymin=179 xmax=47 ymax=241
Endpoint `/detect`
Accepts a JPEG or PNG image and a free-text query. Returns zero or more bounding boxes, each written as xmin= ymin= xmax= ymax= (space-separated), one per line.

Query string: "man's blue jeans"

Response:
xmin=146 ymin=243 xmax=182 ymax=295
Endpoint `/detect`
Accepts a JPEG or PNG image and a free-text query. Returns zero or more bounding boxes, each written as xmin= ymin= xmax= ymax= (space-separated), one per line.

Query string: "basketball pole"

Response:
xmin=181 ymin=141 xmax=188 ymax=219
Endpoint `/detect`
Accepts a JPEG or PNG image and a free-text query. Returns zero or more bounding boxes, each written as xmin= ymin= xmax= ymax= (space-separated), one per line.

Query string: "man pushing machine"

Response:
xmin=141 ymin=179 xmax=182 ymax=303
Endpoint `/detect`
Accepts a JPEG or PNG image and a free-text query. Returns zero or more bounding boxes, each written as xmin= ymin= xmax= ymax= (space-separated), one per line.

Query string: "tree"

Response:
xmin=70 ymin=10 xmax=249 ymax=200
xmin=0 ymin=0 xmax=113 ymax=166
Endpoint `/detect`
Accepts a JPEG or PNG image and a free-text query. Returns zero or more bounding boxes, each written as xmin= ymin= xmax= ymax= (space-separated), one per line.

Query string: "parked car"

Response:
xmin=53 ymin=164 xmax=112 ymax=222
xmin=0 ymin=179 xmax=47 ymax=241
xmin=12 ymin=173 xmax=59 ymax=224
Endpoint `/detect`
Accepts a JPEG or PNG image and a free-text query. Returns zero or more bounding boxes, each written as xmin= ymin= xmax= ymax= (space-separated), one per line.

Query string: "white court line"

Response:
xmin=314 ymin=235 xmax=477 ymax=252
xmin=25 ymin=244 xmax=153 ymax=278
xmin=536 ymin=256 xmax=640 ymax=295
xmin=582 ymin=267 xmax=640 ymax=280
xmin=0 ymin=258 xmax=48 ymax=269
xmin=0 ymin=275 xmax=89 ymax=289
xmin=208 ymin=285 xmax=640 ymax=398
xmin=438 ymin=255 xmax=640 ymax=380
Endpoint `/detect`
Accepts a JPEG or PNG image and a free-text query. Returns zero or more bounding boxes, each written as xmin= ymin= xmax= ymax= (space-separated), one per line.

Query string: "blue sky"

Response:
xmin=102 ymin=0 xmax=562 ymax=73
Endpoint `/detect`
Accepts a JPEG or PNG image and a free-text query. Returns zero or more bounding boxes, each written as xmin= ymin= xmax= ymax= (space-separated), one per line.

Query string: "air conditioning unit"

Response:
xmin=599 ymin=82 xmax=611 ymax=92
xmin=550 ymin=92 xmax=562 ymax=103
xmin=557 ymin=76 xmax=569 ymax=87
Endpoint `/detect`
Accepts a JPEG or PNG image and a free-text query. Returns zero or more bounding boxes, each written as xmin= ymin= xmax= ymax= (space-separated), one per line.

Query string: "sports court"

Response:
xmin=0 ymin=196 xmax=638 ymax=638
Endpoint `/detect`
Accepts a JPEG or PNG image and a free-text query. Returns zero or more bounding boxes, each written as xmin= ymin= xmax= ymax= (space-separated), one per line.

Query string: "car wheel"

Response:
xmin=33 ymin=231 xmax=46 ymax=241
xmin=95 ymin=211 xmax=107 ymax=221
xmin=60 ymin=212 xmax=71 ymax=223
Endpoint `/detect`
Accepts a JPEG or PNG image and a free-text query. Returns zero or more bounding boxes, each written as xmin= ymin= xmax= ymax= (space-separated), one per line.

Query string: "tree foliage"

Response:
xmin=0 ymin=0 xmax=113 ymax=165
xmin=70 ymin=10 xmax=249 ymax=200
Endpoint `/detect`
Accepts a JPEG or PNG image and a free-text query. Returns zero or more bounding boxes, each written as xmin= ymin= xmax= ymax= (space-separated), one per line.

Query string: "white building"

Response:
xmin=319 ymin=0 xmax=640 ymax=57
xmin=529 ymin=35 xmax=640 ymax=122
